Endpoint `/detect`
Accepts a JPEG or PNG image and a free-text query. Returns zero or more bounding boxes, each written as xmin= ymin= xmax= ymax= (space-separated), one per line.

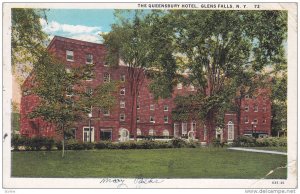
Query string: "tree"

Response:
xmin=28 ymin=54 xmax=117 ymax=157
xmin=11 ymin=8 xmax=48 ymax=84
xmin=160 ymin=10 xmax=287 ymax=142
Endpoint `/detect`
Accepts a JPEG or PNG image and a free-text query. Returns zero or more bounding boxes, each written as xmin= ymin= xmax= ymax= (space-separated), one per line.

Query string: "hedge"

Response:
xmin=232 ymin=136 xmax=287 ymax=147
xmin=12 ymin=136 xmax=201 ymax=151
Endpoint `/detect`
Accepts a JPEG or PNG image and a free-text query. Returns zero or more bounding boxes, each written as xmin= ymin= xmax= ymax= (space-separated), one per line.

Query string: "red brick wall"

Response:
xmin=20 ymin=36 xmax=272 ymax=143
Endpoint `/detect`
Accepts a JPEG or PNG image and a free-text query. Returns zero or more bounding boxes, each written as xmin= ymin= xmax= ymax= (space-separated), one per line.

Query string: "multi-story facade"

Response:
xmin=20 ymin=36 xmax=271 ymax=143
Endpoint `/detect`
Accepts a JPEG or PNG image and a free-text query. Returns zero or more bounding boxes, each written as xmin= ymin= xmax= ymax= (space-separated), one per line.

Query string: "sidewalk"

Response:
xmin=227 ymin=147 xmax=287 ymax=155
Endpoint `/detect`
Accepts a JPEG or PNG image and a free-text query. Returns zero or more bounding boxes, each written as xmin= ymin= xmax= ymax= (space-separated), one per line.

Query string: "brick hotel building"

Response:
xmin=20 ymin=36 xmax=272 ymax=143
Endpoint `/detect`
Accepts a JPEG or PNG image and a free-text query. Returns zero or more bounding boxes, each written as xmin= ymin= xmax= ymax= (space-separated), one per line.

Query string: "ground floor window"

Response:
xmin=119 ymin=128 xmax=129 ymax=142
xmin=188 ymin=131 xmax=195 ymax=140
xmin=100 ymin=129 xmax=112 ymax=141
xmin=83 ymin=127 xmax=94 ymax=142
xmin=227 ymin=121 xmax=234 ymax=140
xmin=182 ymin=122 xmax=187 ymax=135
xmin=137 ymin=128 xmax=142 ymax=136
xmin=163 ymin=129 xmax=169 ymax=137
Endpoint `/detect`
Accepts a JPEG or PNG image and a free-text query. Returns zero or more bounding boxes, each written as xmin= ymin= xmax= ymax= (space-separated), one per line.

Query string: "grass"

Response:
xmin=12 ymin=148 xmax=287 ymax=179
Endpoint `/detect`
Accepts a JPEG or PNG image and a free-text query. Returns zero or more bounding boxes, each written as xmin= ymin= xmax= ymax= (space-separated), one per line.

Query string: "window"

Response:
xmin=83 ymin=127 xmax=94 ymax=142
xmin=191 ymin=121 xmax=196 ymax=131
xmin=164 ymin=105 xmax=168 ymax=111
xmin=103 ymin=110 xmax=110 ymax=116
xmin=177 ymin=83 xmax=182 ymax=89
xmin=182 ymin=122 xmax=187 ymax=135
xmin=262 ymin=118 xmax=267 ymax=124
xmin=163 ymin=129 xmax=169 ymax=137
xmin=149 ymin=129 xmax=155 ymax=136
xmin=120 ymin=100 xmax=125 ymax=108
xmin=100 ymin=129 xmax=112 ymax=141
xmin=120 ymin=88 xmax=125 ymax=95
xmin=227 ymin=121 xmax=234 ymax=141
xmin=85 ymin=87 xmax=93 ymax=95
xmin=120 ymin=113 xmax=125 ymax=121
xmin=244 ymin=116 xmax=249 ymax=123
xmin=254 ymin=105 xmax=258 ymax=112
xmin=164 ymin=116 xmax=168 ymax=123
xmin=174 ymin=123 xmax=180 ymax=137
xmin=66 ymin=50 xmax=74 ymax=61
xmin=150 ymin=104 xmax=155 ymax=110
xmin=103 ymin=73 xmax=110 ymax=83
xmin=119 ymin=128 xmax=129 ymax=142
xmin=245 ymin=95 xmax=249 ymax=99
xmin=86 ymin=54 xmax=93 ymax=64
xmin=66 ymin=68 xmax=71 ymax=73
xmin=245 ymin=105 xmax=249 ymax=112
xmin=137 ymin=128 xmax=142 ymax=136
xmin=253 ymin=119 xmax=258 ymax=124
xmin=150 ymin=116 xmax=155 ymax=123
xmin=137 ymin=116 xmax=140 ymax=123
xmin=120 ymin=74 xmax=125 ymax=82
xmin=137 ymin=102 xmax=140 ymax=109
xmin=263 ymin=106 xmax=267 ymax=112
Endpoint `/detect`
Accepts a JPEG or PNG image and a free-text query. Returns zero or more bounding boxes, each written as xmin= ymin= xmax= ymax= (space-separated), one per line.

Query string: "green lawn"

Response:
xmin=12 ymin=148 xmax=287 ymax=179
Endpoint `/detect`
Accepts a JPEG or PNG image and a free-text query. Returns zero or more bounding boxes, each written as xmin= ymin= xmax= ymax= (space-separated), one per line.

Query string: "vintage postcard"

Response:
xmin=2 ymin=1 xmax=298 ymax=192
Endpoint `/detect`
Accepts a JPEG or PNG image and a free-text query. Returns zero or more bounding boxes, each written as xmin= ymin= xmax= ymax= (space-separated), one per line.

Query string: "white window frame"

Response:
xmin=182 ymin=122 xmax=187 ymax=135
xmin=120 ymin=74 xmax=126 ymax=82
xmin=137 ymin=116 xmax=140 ymax=123
xmin=244 ymin=116 xmax=249 ymax=123
xmin=164 ymin=105 xmax=168 ymax=111
xmin=120 ymin=100 xmax=125 ymax=108
xmin=227 ymin=121 xmax=234 ymax=141
xmin=150 ymin=116 xmax=155 ymax=123
xmin=137 ymin=102 xmax=140 ymax=109
xmin=245 ymin=95 xmax=249 ymax=99
xmin=164 ymin=116 xmax=168 ymax=123
xmin=120 ymin=88 xmax=125 ymax=95
xmin=119 ymin=128 xmax=129 ymax=142
xmin=149 ymin=129 xmax=155 ymax=136
xmin=103 ymin=110 xmax=110 ymax=116
xmin=245 ymin=105 xmax=249 ymax=112
xmin=150 ymin=104 xmax=155 ymax=110
xmin=66 ymin=50 xmax=74 ymax=62
xmin=103 ymin=73 xmax=111 ymax=83
xmin=254 ymin=105 xmax=258 ymax=112
xmin=86 ymin=54 xmax=93 ymax=64
xmin=137 ymin=128 xmax=142 ymax=136
xmin=83 ymin=127 xmax=94 ymax=142
xmin=120 ymin=113 xmax=125 ymax=121
xmin=253 ymin=119 xmax=258 ymax=124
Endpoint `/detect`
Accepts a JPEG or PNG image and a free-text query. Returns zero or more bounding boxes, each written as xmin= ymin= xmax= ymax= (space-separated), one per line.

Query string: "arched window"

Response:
xmin=163 ymin=129 xmax=169 ymax=137
xmin=227 ymin=121 xmax=234 ymax=141
xmin=119 ymin=128 xmax=129 ymax=142
xmin=137 ymin=128 xmax=142 ymax=136
xmin=149 ymin=128 xmax=155 ymax=136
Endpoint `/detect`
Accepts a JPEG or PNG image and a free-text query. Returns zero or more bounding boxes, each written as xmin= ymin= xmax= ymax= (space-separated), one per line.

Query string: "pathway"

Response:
xmin=227 ymin=147 xmax=287 ymax=155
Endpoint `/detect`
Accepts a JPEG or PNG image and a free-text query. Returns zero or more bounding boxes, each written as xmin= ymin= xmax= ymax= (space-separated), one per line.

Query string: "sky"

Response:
xmin=41 ymin=9 xmax=116 ymax=43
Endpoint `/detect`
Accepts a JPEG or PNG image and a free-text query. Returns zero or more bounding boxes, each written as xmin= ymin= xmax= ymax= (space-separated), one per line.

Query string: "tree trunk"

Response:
xmin=61 ymin=125 xmax=65 ymax=158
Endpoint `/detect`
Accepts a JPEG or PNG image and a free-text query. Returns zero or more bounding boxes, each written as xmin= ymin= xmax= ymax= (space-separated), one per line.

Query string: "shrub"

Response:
xmin=170 ymin=138 xmax=187 ymax=148
xmin=55 ymin=141 xmax=63 ymax=150
xmin=83 ymin=142 xmax=95 ymax=150
xmin=11 ymin=134 xmax=23 ymax=151
xmin=44 ymin=138 xmax=55 ymax=151
xmin=233 ymin=136 xmax=256 ymax=147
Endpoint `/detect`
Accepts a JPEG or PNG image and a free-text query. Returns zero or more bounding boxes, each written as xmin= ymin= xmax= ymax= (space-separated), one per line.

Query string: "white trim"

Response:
xmin=163 ymin=129 xmax=169 ymax=137
xmin=86 ymin=54 xmax=93 ymax=64
xmin=164 ymin=116 xmax=168 ymax=123
xmin=120 ymin=113 xmax=125 ymax=121
xmin=163 ymin=105 xmax=168 ymax=111
xmin=182 ymin=122 xmax=187 ymax=135
xmin=119 ymin=128 xmax=129 ymax=142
